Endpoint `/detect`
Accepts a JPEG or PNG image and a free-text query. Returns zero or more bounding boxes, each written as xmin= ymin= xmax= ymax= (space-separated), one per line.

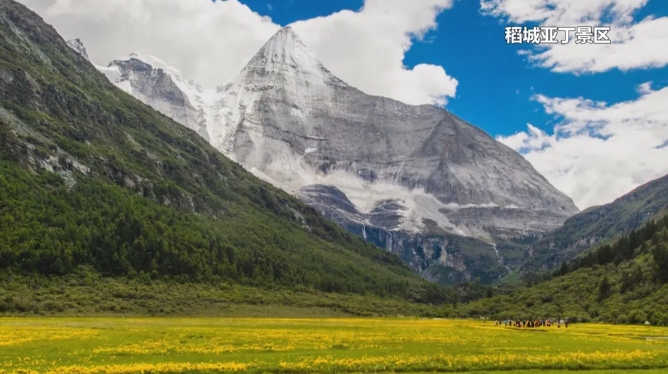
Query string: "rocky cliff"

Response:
xmin=68 ymin=27 xmax=580 ymax=284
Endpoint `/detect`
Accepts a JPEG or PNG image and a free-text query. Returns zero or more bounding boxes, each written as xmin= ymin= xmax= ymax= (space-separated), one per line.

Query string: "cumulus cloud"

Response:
xmin=18 ymin=0 xmax=458 ymax=106
xmin=480 ymin=0 xmax=668 ymax=74
xmin=497 ymin=85 xmax=668 ymax=210
xmin=290 ymin=0 xmax=458 ymax=105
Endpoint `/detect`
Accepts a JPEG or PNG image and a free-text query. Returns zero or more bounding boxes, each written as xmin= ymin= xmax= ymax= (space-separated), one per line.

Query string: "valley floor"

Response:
xmin=0 ymin=318 xmax=666 ymax=373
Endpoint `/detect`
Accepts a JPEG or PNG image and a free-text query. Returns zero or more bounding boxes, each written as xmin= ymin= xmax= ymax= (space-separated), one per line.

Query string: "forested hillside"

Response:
xmin=0 ymin=0 xmax=451 ymax=315
xmin=516 ymin=174 xmax=668 ymax=277
xmin=455 ymin=213 xmax=668 ymax=325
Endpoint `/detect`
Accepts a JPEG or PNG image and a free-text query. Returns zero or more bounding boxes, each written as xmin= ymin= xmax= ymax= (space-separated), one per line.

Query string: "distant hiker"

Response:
xmin=565 ymin=320 xmax=569 ymax=328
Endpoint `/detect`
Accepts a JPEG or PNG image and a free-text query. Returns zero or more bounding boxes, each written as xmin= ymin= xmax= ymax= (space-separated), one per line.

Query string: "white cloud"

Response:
xmin=480 ymin=0 xmax=668 ymax=74
xmin=290 ymin=0 xmax=458 ymax=105
xmin=497 ymin=85 xmax=668 ymax=210
xmin=18 ymin=0 xmax=458 ymax=106
xmin=499 ymin=123 xmax=554 ymax=152
xmin=636 ymin=81 xmax=652 ymax=94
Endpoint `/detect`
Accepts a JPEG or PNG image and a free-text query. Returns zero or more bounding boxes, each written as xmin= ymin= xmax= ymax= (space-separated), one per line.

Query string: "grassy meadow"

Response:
xmin=1 ymin=318 xmax=668 ymax=373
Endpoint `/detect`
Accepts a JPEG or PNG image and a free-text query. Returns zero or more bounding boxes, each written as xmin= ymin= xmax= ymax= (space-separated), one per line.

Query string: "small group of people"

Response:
xmin=493 ymin=319 xmax=569 ymax=328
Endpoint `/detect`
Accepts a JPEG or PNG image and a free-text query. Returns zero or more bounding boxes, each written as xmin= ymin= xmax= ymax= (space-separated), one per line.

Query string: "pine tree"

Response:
xmin=652 ymin=243 xmax=668 ymax=283
xmin=598 ymin=276 xmax=611 ymax=301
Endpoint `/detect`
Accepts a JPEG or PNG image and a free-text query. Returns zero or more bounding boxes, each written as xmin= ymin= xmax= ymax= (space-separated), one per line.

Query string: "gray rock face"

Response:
xmin=84 ymin=28 xmax=580 ymax=283
xmin=299 ymin=184 xmax=514 ymax=284
xmin=66 ymin=38 xmax=89 ymax=61
xmin=108 ymin=56 xmax=210 ymax=141
xmin=217 ymin=27 xmax=579 ymax=236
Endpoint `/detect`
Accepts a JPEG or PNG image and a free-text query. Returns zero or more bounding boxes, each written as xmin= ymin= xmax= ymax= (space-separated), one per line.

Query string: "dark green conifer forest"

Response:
xmin=455 ymin=213 xmax=668 ymax=324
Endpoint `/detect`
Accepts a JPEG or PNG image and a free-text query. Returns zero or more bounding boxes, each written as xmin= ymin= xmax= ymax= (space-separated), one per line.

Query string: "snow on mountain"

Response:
xmin=212 ymin=27 xmax=579 ymax=236
xmin=211 ymin=27 xmax=347 ymax=155
xmin=66 ymin=38 xmax=89 ymax=61
xmin=67 ymin=31 xmax=580 ymax=283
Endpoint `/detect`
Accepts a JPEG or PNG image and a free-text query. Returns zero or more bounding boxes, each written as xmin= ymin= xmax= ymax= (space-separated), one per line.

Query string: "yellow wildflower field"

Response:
xmin=0 ymin=318 xmax=667 ymax=373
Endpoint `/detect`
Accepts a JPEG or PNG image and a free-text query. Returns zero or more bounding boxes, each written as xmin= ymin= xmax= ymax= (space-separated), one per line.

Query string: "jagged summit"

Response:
xmin=241 ymin=26 xmax=346 ymax=87
xmin=111 ymin=52 xmax=186 ymax=79
xmin=209 ymin=25 xmax=350 ymax=154
xmin=66 ymin=38 xmax=89 ymax=61
xmin=96 ymin=51 xmax=208 ymax=141
xmin=250 ymin=26 xmax=315 ymax=68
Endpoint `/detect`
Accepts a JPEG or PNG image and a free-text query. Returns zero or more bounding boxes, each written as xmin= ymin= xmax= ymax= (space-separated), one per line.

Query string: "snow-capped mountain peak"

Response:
xmin=86 ymin=30 xmax=580 ymax=282
xmin=114 ymin=52 xmax=187 ymax=83
xmin=208 ymin=27 xmax=350 ymax=154
xmin=87 ymin=50 xmax=211 ymax=141
xmin=245 ymin=27 xmax=330 ymax=81
xmin=66 ymin=38 xmax=89 ymax=61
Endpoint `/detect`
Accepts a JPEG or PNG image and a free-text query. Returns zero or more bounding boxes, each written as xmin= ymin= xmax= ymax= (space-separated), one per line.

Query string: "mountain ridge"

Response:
xmin=518 ymin=173 xmax=668 ymax=275
xmin=67 ymin=27 xmax=579 ymax=284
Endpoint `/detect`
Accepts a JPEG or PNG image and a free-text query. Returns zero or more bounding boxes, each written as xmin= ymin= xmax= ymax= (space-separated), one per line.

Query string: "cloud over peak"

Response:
xmin=20 ymin=0 xmax=458 ymax=106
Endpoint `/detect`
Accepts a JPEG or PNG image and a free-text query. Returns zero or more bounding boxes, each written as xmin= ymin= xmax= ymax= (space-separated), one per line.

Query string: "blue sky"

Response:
xmin=242 ymin=0 xmax=668 ymax=138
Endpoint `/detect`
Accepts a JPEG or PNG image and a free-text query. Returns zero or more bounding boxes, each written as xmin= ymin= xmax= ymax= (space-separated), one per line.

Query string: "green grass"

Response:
xmin=1 ymin=318 xmax=667 ymax=373
xmin=0 ymin=272 xmax=445 ymax=318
